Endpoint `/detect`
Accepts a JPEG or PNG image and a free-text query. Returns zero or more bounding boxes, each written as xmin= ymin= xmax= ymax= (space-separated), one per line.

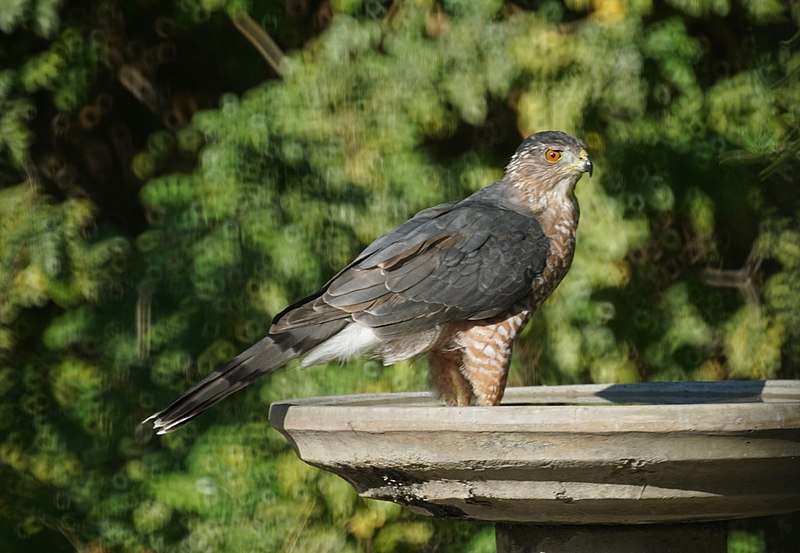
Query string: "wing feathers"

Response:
xmin=270 ymin=198 xmax=548 ymax=338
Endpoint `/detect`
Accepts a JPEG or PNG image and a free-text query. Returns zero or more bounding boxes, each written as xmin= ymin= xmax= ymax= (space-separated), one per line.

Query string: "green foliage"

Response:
xmin=0 ymin=0 xmax=62 ymax=37
xmin=1 ymin=0 xmax=799 ymax=551
xmin=0 ymin=185 xmax=128 ymax=349
xmin=374 ymin=521 xmax=434 ymax=553
xmin=729 ymin=529 xmax=766 ymax=553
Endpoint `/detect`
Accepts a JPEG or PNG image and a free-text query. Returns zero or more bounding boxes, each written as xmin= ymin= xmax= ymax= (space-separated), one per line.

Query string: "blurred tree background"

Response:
xmin=1 ymin=0 xmax=799 ymax=551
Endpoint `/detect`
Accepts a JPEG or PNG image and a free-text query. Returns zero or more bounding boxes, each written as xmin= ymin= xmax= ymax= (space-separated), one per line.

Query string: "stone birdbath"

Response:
xmin=269 ymin=380 xmax=800 ymax=552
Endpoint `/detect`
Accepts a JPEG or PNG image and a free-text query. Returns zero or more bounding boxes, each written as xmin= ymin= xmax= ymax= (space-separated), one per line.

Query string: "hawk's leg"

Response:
xmin=460 ymin=348 xmax=510 ymax=406
xmin=457 ymin=319 xmax=522 ymax=406
xmin=428 ymin=349 xmax=473 ymax=406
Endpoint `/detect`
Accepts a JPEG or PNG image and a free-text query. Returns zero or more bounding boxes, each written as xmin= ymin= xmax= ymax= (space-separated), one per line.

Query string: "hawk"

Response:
xmin=145 ymin=131 xmax=592 ymax=433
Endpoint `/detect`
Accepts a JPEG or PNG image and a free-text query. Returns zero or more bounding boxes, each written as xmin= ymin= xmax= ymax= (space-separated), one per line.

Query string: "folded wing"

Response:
xmin=271 ymin=200 xmax=549 ymax=339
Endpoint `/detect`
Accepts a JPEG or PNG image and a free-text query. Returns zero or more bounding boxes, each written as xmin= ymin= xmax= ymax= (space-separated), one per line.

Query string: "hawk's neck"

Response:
xmin=532 ymin=182 xmax=580 ymax=246
xmin=509 ymin=177 xmax=581 ymax=306
xmin=467 ymin=178 xmax=580 ymax=250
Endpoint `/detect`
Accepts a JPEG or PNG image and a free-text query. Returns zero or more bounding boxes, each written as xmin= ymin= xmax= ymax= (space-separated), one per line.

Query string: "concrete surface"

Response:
xmin=269 ymin=380 xmax=800 ymax=524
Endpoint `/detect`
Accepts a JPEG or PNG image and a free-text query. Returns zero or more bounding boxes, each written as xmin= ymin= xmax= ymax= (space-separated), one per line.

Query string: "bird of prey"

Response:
xmin=145 ymin=130 xmax=592 ymax=434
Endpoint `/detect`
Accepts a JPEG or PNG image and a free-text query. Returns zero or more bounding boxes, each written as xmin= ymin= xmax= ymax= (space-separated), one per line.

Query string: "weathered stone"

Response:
xmin=269 ymin=380 xmax=800 ymax=525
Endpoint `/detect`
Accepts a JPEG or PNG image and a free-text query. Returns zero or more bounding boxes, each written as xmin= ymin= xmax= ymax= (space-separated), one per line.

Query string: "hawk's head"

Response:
xmin=504 ymin=131 xmax=593 ymax=194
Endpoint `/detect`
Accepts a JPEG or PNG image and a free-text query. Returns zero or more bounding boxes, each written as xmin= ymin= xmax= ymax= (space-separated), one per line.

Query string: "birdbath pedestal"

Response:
xmin=269 ymin=380 xmax=800 ymax=552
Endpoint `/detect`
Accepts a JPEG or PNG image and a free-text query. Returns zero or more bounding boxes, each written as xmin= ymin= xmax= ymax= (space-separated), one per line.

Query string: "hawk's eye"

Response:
xmin=545 ymin=149 xmax=562 ymax=163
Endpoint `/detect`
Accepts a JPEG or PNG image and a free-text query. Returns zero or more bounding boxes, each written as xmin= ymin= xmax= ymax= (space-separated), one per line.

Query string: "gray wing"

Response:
xmin=271 ymin=200 xmax=549 ymax=339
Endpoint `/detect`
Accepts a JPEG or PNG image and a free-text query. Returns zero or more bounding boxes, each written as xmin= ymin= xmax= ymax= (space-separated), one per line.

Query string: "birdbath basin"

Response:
xmin=269 ymin=380 xmax=800 ymax=552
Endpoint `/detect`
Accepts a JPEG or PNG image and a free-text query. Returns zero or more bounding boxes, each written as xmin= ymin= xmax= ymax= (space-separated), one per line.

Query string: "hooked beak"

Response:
xmin=577 ymin=149 xmax=593 ymax=177
xmin=582 ymin=158 xmax=593 ymax=177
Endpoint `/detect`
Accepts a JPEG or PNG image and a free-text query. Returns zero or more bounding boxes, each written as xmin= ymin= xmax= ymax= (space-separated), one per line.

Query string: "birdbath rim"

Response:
xmin=270 ymin=379 xmax=800 ymax=434
xmin=270 ymin=378 xmax=800 ymax=405
xmin=268 ymin=380 xmax=800 ymax=525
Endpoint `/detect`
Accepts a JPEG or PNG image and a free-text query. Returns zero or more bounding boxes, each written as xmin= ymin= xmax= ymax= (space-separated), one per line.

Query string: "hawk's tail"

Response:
xmin=142 ymin=320 xmax=347 ymax=434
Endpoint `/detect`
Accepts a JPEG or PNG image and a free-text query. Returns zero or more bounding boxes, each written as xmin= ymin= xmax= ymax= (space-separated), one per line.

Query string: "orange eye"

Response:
xmin=545 ymin=149 xmax=562 ymax=163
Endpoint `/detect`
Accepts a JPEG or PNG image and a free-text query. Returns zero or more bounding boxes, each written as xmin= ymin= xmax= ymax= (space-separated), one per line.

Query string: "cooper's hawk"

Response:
xmin=146 ymin=131 xmax=592 ymax=433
